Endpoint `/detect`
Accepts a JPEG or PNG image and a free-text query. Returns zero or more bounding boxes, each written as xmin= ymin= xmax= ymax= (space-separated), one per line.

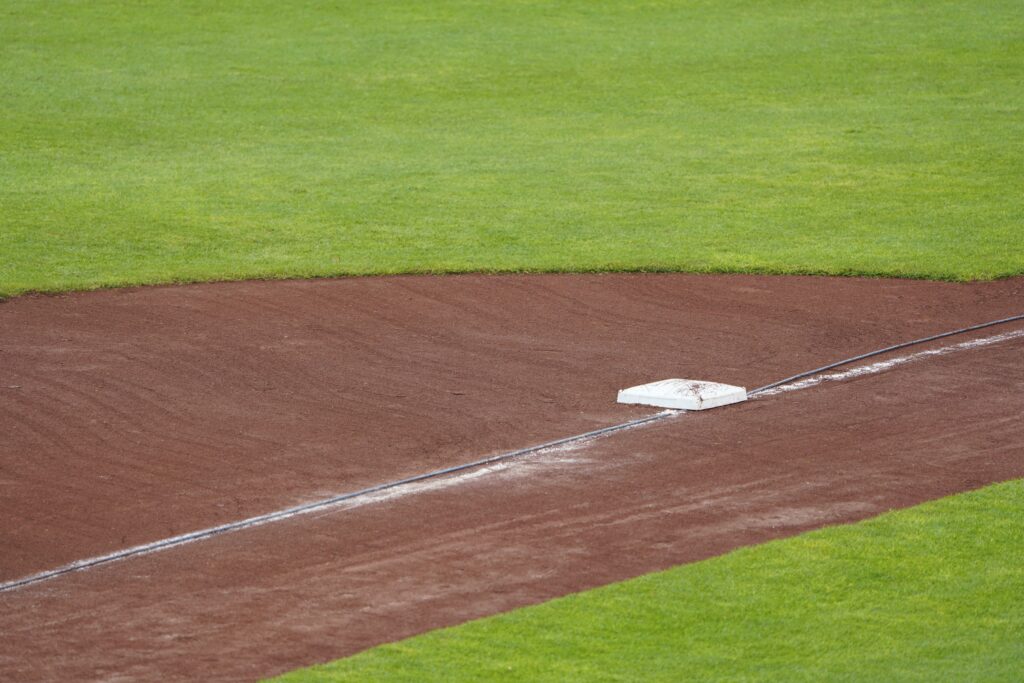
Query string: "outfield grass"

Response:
xmin=273 ymin=479 xmax=1024 ymax=682
xmin=2 ymin=0 xmax=1023 ymax=297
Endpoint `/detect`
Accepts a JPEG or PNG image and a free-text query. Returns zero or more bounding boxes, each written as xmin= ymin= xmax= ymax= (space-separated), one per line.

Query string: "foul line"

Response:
xmin=755 ymin=328 xmax=1024 ymax=396
xmin=2 ymin=326 xmax=1022 ymax=594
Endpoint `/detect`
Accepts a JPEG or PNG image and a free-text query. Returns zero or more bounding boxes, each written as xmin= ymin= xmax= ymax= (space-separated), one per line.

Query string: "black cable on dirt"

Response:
xmin=748 ymin=313 xmax=1024 ymax=396
xmin=2 ymin=312 xmax=1022 ymax=594
xmin=0 ymin=412 xmax=673 ymax=594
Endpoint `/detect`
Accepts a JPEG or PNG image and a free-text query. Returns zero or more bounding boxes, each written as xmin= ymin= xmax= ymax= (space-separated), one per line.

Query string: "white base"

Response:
xmin=617 ymin=379 xmax=747 ymax=411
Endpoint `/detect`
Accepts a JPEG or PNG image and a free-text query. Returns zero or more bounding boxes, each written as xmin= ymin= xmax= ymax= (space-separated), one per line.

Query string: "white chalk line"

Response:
xmin=2 ymin=328 xmax=1021 ymax=594
xmin=335 ymin=443 xmax=599 ymax=512
xmin=755 ymin=328 xmax=1024 ymax=397
xmin=0 ymin=414 xmax=660 ymax=593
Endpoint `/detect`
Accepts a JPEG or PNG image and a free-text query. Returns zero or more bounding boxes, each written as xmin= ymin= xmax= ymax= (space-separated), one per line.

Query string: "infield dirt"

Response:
xmin=1 ymin=273 xmax=1022 ymax=680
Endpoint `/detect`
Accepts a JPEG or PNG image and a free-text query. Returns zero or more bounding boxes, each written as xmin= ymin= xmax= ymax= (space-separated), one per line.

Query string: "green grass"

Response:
xmin=2 ymin=0 xmax=1023 ymax=297
xmin=273 ymin=479 xmax=1024 ymax=682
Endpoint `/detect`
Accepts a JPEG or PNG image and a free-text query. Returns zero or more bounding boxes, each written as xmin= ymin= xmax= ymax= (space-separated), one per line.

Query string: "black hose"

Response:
xmin=749 ymin=313 xmax=1024 ymax=396
xmin=2 ymin=312 xmax=1021 ymax=594
xmin=0 ymin=411 xmax=675 ymax=593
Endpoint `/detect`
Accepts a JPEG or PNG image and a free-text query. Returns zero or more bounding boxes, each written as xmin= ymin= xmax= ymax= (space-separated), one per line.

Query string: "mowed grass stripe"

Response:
xmin=3 ymin=0 xmax=1023 ymax=297
xmin=273 ymin=479 xmax=1024 ymax=682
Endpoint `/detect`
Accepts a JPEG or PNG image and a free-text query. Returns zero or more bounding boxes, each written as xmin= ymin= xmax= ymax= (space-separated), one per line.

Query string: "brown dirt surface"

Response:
xmin=1 ymin=273 xmax=1022 ymax=681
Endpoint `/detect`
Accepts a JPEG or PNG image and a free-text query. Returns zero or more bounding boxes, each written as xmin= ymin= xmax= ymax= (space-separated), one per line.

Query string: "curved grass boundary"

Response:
xmin=272 ymin=479 xmax=1024 ymax=681
xmin=3 ymin=0 xmax=1023 ymax=298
